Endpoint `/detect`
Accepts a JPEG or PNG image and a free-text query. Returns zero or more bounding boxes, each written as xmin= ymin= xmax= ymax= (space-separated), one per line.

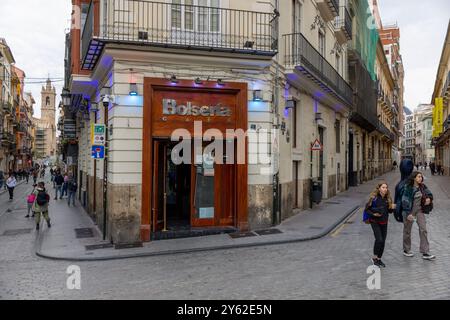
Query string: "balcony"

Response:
xmin=1 ymin=131 xmax=15 ymax=146
xmin=81 ymin=0 xmax=279 ymax=70
xmin=283 ymin=33 xmax=353 ymax=106
xmin=444 ymin=115 xmax=450 ymax=132
xmin=377 ymin=120 xmax=395 ymax=142
xmin=317 ymin=0 xmax=339 ymax=22
xmin=442 ymin=71 xmax=450 ymax=103
xmin=2 ymin=101 xmax=12 ymax=114
xmin=334 ymin=6 xmax=352 ymax=45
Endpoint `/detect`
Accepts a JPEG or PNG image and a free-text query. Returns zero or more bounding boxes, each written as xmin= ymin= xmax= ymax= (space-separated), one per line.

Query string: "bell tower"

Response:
xmin=41 ymin=78 xmax=56 ymax=126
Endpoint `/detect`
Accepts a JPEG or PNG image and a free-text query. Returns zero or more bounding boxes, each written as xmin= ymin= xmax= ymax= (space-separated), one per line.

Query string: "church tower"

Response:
xmin=41 ymin=78 xmax=56 ymax=126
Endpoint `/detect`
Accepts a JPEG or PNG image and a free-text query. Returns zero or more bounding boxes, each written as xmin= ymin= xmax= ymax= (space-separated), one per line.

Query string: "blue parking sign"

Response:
xmin=92 ymin=146 xmax=105 ymax=159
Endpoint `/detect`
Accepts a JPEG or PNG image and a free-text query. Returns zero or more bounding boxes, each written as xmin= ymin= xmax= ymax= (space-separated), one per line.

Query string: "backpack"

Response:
xmin=27 ymin=194 xmax=36 ymax=204
xmin=36 ymin=190 xmax=50 ymax=206
xmin=363 ymin=197 xmax=378 ymax=224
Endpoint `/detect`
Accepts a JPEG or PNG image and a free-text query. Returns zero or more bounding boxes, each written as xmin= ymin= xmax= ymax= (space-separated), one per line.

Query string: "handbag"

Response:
xmin=420 ymin=185 xmax=433 ymax=214
xmin=363 ymin=197 xmax=378 ymax=224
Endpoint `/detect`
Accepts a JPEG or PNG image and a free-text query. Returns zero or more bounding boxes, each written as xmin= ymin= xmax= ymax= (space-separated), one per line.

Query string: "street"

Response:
xmin=0 ymin=170 xmax=449 ymax=300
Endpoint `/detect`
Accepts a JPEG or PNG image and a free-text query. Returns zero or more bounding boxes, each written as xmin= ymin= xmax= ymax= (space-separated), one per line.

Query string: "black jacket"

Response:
xmin=365 ymin=196 xmax=393 ymax=224
xmin=55 ymin=175 xmax=64 ymax=186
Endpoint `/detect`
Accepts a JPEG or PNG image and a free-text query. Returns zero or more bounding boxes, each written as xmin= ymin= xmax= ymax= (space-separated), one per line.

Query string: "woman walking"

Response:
xmin=25 ymin=184 xmax=37 ymax=218
xmin=33 ymin=182 xmax=51 ymax=231
xmin=401 ymin=172 xmax=435 ymax=260
xmin=365 ymin=182 xmax=395 ymax=268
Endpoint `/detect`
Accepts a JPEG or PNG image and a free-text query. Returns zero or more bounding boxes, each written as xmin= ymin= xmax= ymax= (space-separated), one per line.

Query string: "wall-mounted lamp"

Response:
xmin=170 ymin=75 xmax=179 ymax=84
xmin=90 ymin=102 xmax=99 ymax=113
xmin=217 ymin=79 xmax=225 ymax=86
xmin=253 ymin=90 xmax=263 ymax=101
xmin=285 ymin=99 xmax=296 ymax=110
xmin=315 ymin=112 xmax=323 ymax=123
xmin=129 ymin=83 xmax=138 ymax=96
xmin=194 ymin=78 xmax=203 ymax=85
xmin=61 ymin=88 xmax=71 ymax=107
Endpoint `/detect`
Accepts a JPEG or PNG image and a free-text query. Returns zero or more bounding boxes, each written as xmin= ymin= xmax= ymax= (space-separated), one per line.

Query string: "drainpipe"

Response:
xmin=272 ymin=0 xmax=281 ymax=226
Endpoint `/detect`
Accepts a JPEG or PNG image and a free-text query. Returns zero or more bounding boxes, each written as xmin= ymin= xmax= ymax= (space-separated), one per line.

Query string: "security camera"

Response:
xmin=102 ymin=95 xmax=110 ymax=108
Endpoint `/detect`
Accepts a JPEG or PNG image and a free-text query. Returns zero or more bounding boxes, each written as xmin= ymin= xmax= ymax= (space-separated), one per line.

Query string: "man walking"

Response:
xmin=6 ymin=173 xmax=17 ymax=201
xmin=67 ymin=175 xmax=78 ymax=207
xmin=33 ymin=182 xmax=51 ymax=231
xmin=54 ymin=171 xmax=64 ymax=200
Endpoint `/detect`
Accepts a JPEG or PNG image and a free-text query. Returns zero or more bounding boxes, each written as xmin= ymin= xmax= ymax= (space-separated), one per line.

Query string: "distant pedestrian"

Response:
xmin=54 ymin=171 xmax=64 ymax=200
xmin=25 ymin=185 xmax=37 ymax=218
xmin=430 ymin=162 xmax=436 ymax=176
xmin=365 ymin=182 xmax=395 ymax=268
xmin=424 ymin=162 xmax=428 ymax=171
xmin=67 ymin=175 xmax=77 ymax=207
xmin=6 ymin=174 xmax=17 ymax=201
xmin=62 ymin=173 xmax=69 ymax=197
xmin=401 ymin=172 xmax=435 ymax=260
xmin=416 ymin=163 xmax=420 ymax=171
xmin=393 ymin=161 xmax=398 ymax=170
xmin=0 ymin=170 xmax=4 ymax=190
xmin=33 ymin=182 xmax=51 ymax=231
xmin=32 ymin=170 xmax=38 ymax=185
xmin=25 ymin=169 xmax=30 ymax=184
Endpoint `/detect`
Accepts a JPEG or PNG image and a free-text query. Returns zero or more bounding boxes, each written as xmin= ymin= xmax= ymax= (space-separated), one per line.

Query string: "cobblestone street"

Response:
xmin=0 ymin=171 xmax=449 ymax=300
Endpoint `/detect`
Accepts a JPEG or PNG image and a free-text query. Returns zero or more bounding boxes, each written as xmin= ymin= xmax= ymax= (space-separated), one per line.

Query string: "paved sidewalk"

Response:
xmin=35 ymin=171 xmax=401 ymax=261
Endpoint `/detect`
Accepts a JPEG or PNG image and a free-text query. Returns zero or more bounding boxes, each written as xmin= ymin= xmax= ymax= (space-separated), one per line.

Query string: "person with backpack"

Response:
xmin=364 ymin=182 xmax=396 ymax=268
xmin=6 ymin=173 xmax=17 ymax=201
xmin=54 ymin=171 xmax=64 ymax=200
xmin=401 ymin=172 xmax=435 ymax=260
xmin=33 ymin=182 xmax=51 ymax=231
xmin=62 ymin=172 xmax=69 ymax=198
xmin=25 ymin=185 xmax=37 ymax=218
xmin=394 ymin=159 xmax=414 ymax=223
xmin=67 ymin=175 xmax=78 ymax=207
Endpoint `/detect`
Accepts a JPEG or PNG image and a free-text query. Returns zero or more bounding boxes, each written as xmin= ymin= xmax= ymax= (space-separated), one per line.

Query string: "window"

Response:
xmin=172 ymin=0 xmax=220 ymax=32
xmin=336 ymin=54 xmax=341 ymax=75
xmin=46 ymin=97 xmax=50 ymax=106
xmin=319 ymin=31 xmax=325 ymax=56
xmin=335 ymin=120 xmax=341 ymax=153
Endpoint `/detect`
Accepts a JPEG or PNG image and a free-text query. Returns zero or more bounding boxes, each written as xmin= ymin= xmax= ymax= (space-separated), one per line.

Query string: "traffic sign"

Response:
xmin=91 ymin=124 xmax=106 ymax=146
xmin=311 ymin=139 xmax=323 ymax=151
xmin=92 ymin=146 xmax=105 ymax=159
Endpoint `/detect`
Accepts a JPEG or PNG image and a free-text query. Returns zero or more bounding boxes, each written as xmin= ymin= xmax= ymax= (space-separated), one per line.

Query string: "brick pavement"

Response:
xmin=0 ymin=171 xmax=449 ymax=299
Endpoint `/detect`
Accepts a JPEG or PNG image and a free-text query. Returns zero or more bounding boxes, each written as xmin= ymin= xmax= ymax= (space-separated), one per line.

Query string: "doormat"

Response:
xmin=229 ymin=232 xmax=257 ymax=239
xmin=115 ymin=242 xmax=143 ymax=250
xmin=75 ymin=228 xmax=94 ymax=239
xmin=254 ymin=229 xmax=283 ymax=236
xmin=85 ymin=243 xmax=114 ymax=251
xmin=2 ymin=229 xmax=32 ymax=236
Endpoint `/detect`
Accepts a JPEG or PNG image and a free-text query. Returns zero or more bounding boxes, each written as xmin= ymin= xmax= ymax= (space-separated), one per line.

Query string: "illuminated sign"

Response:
xmin=163 ymin=99 xmax=231 ymax=117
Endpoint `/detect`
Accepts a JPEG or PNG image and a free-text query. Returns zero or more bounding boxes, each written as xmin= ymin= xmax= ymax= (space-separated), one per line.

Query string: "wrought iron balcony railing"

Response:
xmin=444 ymin=115 xmax=450 ymax=131
xmin=283 ymin=32 xmax=353 ymax=106
xmin=378 ymin=120 xmax=395 ymax=142
xmin=334 ymin=6 xmax=352 ymax=42
xmin=442 ymin=71 xmax=450 ymax=101
xmin=82 ymin=0 xmax=279 ymax=70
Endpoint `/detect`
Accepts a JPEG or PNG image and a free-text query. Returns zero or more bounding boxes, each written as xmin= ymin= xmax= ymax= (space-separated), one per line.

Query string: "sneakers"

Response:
xmin=372 ymin=258 xmax=385 ymax=268
xmin=378 ymin=260 xmax=386 ymax=268
xmin=403 ymin=251 xmax=414 ymax=257
xmin=423 ymin=254 xmax=436 ymax=260
xmin=25 ymin=215 xmax=30 ymax=218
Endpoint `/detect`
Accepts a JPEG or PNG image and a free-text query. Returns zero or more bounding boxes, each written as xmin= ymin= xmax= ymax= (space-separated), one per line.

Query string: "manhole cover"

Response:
xmin=85 ymin=243 xmax=114 ymax=251
xmin=2 ymin=229 xmax=32 ymax=236
xmin=254 ymin=229 xmax=283 ymax=236
xmin=75 ymin=228 xmax=94 ymax=239
xmin=229 ymin=232 xmax=257 ymax=239
xmin=115 ymin=242 xmax=143 ymax=250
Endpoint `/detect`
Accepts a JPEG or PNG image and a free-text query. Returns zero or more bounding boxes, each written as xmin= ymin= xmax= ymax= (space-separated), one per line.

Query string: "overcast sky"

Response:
xmin=0 ymin=0 xmax=449 ymax=118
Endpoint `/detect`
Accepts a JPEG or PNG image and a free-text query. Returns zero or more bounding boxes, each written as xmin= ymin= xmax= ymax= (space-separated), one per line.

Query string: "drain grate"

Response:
xmin=229 ymin=232 xmax=257 ymax=239
xmin=85 ymin=243 xmax=114 ymax=251
xmin=115 ymin=242 xmax=143 ymax=250
xmin=2 ymin=229 xmax=32 ymax=236
xmin=326 ymin=201 xmax=341 ymax=205
xmin=254 ymin=229 xmax=283 ymax=236
xmin=308 ymin=226 xmax=323 ymax=230
xmin=75 ymin=228 xmax=94 ymax=239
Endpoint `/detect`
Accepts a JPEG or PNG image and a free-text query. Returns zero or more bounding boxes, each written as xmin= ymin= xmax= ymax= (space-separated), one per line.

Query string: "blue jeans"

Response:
xmin=62 ymin=183 xmax=68 ymax=196
xmin=68 ymin=191 xmax=76 ymax=206
xmin=55 ymin=185 xmax=63 ymax=199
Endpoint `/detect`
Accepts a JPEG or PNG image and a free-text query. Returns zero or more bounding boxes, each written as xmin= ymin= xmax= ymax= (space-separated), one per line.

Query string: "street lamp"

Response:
xmin=61 ymin=88 xmax=71 ymax=107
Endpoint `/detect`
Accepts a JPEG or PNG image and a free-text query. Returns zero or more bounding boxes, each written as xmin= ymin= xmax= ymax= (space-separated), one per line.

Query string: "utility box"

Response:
xmin=311 ymin=179 xmax=323 ymax=204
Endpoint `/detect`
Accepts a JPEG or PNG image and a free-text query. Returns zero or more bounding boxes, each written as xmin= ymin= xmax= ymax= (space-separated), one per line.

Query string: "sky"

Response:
xmin=0 ymin=0 xmax=72 ymax=119
xmin=377 ymin=0 xmax=450 ymax=110
xmin=0 ymin=0 xmax=449 ymax=117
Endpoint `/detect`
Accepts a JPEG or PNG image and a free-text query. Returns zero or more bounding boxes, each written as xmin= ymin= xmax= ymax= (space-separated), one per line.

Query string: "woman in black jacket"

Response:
xmin=365 ymin=182 xmax=396 ymax=268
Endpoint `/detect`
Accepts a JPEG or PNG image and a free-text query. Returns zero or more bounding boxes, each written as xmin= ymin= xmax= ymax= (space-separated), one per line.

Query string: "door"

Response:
xmin=152 ymin=141 xmax=166 ymax=232
xmin=191 ymin=141 xmax=235 ymax=228
xmin=318 ymin=127 xmax=324 ymax=194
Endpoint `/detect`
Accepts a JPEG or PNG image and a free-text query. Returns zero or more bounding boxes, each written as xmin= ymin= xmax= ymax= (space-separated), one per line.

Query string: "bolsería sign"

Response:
xmin=163 ymin=99 xmax=231 ymax=117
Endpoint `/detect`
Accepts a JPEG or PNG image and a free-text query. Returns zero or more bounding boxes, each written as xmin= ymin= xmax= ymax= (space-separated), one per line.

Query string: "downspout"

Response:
xmin=273 ymin=0 xmax=281 ymax=226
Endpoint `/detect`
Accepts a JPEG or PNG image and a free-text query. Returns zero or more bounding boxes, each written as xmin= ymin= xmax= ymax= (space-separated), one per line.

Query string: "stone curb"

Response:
xmin=35 ymin=205 xmax=361 ymax=262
